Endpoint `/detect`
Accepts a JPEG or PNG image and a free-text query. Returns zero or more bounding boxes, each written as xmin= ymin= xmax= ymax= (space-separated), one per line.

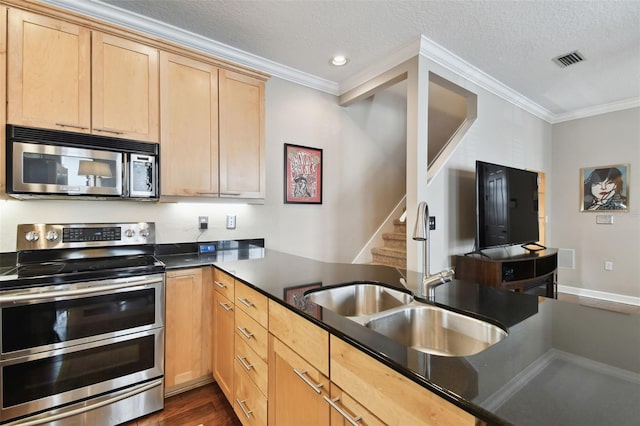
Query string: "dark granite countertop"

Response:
xmin=3 ymin=244 xmax=638 ymax=425
xmin=199 ymin=249 xmax=640 ymax=426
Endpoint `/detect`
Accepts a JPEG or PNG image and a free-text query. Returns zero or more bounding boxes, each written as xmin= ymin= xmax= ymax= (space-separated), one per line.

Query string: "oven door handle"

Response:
xmin=0 ymin=276 xmax=162 ymax=303
xmin=6 ymin=378 xmax=163 ymax=426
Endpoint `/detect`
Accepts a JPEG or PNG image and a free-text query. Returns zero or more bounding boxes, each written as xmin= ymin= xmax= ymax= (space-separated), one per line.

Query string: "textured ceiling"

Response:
xmin=95 ymin=0 xmax=640 ymax=118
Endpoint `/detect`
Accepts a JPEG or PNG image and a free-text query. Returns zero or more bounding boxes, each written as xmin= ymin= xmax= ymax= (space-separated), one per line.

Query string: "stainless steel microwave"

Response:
xmin=6 ymin=125 xmax=159 ymax=200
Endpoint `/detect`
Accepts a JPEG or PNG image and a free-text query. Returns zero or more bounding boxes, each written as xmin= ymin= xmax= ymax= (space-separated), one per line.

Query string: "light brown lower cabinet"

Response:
xmin=327 ymin=383 xmax=385 ymax=426
xmin=268 ymin=336 xmax=330 ymax=426
xmin=330 ymin=335 xmax=477 ymax=425
xmin=213 ymin=289 xmax=235 ymax=401
xmin=234 ymin=361 xmax=268 ymax=426
xmin=165 ymin=267 xmax=213 ymax=396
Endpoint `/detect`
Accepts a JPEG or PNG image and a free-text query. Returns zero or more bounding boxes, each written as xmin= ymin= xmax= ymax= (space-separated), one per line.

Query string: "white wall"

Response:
xmin=0 ymin=77 xmax=407 ymax=263
xmin=549 ymin=107 xmax=640 ymax=299
xmin=420 ymin=60 xmax=553 ymax=273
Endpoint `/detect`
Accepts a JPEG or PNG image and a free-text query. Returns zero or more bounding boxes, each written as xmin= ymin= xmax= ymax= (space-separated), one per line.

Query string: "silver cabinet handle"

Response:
xmin=237 ymin=326 xmax=254 ymax=339
xmin=93 ymin=127 xmax=124 ymax=135
xmin=237 ymin=297 xmax=254 ymax=308
xmin=236 ymin=355 xmax=253 ymax=371
xmin=221 ymin=192 xmax=242 ymax=196
xmin=219 ymin=302 xmax=233 ymax=312
xmin=214 ymin=280 xmax=227 ymax=288
xmin=55 ymin=122 xmax=89 ymax=130
xmin=324 ymin=396 xmax=362 ymax=425
xmin=293 ymin=368 xmax=323 ymax=394
xmin=236 ymin=399 xmax=253 ymax=419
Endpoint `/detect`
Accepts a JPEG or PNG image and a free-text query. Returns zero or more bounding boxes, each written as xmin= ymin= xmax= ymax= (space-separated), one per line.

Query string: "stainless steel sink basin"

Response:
xmin=305 ymin=283 xmax=413 ymax=317
xmin=365 ymin=305 xmax=507 ymax=357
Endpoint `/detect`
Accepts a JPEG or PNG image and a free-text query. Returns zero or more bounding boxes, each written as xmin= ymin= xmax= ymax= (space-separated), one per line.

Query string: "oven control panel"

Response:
xmin=17 ymin=223 xmax=156 ymax=250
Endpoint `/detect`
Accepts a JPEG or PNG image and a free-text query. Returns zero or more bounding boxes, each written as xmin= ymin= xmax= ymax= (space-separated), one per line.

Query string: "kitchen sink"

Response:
xmin=304 ymin=283 xmax=413 ymax=317
xmin=364 ymin=304 xmax=507 ymax=357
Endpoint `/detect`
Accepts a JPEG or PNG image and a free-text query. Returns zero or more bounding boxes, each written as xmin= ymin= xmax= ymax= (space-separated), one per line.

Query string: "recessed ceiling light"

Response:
xmin=330 ymin=55 xmax=348 ymax=66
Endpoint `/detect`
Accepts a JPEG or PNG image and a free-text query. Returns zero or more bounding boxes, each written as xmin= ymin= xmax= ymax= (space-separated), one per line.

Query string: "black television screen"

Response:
xmin=475 ymin=161 xmax=539 ymax=250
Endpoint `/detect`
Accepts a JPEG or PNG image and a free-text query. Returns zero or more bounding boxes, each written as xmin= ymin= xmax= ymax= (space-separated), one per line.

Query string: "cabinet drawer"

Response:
xmin=268 ymin=300 xmax=328 ymax=376
xmin=234 ymin=363 xmax=268 ymax=426
xmin=329 ymin=383 xmax=385 ymax=426
xmin=235 ymin=308 xmax=268 ymax=362
xmin=330 ymin=336 xmax=476 ymax=425
xmin=213 ymin=268 xmax=235 ymax=300
xmin=235 ymin=334 xmax=268 ymax=396
xmin=236 ymin=282 xmax=268 ymax=327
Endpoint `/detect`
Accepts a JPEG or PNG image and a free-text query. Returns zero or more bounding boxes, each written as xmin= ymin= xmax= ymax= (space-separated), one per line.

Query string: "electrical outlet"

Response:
xmin=428 ymin=216 xmax=436 ymax=231
xmin=604 ymin=261 xmax=613 ymax=271
xmin=226 ymin=215 xmax=236 ymax=230
xmin=198 ymin=216 xmax=208 ymax=230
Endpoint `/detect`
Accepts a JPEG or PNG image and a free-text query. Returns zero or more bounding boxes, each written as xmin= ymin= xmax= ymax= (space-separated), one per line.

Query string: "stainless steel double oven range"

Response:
xmin=0 ymin=223 xmax=165 ymax=425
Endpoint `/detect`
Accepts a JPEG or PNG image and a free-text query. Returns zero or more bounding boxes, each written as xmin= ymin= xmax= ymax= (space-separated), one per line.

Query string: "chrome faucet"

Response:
xmin=412 ymin=201 xmax=454 ymax=300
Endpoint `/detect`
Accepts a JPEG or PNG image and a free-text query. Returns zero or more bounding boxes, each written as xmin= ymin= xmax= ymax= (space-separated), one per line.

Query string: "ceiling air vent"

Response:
xmin=552 ymin=51 xmax=585 ymax=68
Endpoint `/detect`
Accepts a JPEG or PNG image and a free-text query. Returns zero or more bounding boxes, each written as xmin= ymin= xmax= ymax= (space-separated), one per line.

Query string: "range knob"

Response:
xmin=45 ymin=231 xmax=59 ymax=241
xmin=139 ymin=228 xmax=150 ymax=238
xmin=124 ymin=228 xmax=136 ymax=238
xmin=25 ymin=231 xmax=39 ymax=242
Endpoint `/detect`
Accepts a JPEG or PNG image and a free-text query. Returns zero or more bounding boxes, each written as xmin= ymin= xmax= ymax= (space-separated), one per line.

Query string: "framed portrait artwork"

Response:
xmin=580 ymin=164 xmax=629 ymax=212
xmin=284 ymin=143 xmax=322 ymax=204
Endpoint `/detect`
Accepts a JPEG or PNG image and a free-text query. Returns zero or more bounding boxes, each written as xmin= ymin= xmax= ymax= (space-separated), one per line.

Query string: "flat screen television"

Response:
xmin=474 ymin=160 xmax=540 ymax=252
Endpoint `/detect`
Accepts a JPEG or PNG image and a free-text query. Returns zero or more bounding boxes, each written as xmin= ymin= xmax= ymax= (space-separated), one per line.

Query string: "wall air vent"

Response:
xmin=552 ymin=51 xmax=585 ymax=68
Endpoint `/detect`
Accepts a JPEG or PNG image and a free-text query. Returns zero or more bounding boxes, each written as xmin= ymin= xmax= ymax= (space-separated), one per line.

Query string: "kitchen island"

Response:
xmin=161 ymin=247 xmax=640 ymax=425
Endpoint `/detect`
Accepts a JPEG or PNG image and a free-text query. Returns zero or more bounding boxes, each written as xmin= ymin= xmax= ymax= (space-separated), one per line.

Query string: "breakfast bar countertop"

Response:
xmin=161 ymin=248 xmax=640 ymax=426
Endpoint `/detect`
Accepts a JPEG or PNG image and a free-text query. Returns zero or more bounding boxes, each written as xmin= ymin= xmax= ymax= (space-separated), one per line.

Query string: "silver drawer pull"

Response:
xmin=293 ymin=368 xmax=323 ymax=394
xmin=93 ymin=127 xmax=124 ymax=135
xmin=214 ymin=280 xmax=227 ymax=288
xmin=221 ymin=192 xmax=242 ymax=196
xmin=236 ymin=355 xmax=254 ymax=371
xmin=219 ymin=302 xmax=233 ymax=311
xmin=55 ymin=122 xmax=89 ymax=130
xmin=237 ymin=297 xmax=254 ymax=308
xmin=236 ymin=399 xmax=253 ymax=419
xmin=324 ymin=396 xmax=362 ymax=425
xmin=237 ymin=326 xmax=254 ymax=339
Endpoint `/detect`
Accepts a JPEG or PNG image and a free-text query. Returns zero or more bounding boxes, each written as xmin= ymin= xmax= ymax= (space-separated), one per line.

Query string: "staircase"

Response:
xmin=371 ymin=219 xmax=407 ymax=268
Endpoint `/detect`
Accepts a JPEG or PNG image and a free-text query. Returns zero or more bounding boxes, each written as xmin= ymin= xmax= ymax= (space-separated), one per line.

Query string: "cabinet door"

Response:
xmin=160 ymin=52 xmax=219 ymax=196
xmin=213 ymin=290 xmax=235 ymax=402
xmin=165 ymin=268 xmax=203 ymax=390
xmin=219 ymin=69 xmax=265 ymax=199
xmin=92 ymin=32 xmax=159 ymax=141
xmin=7 ymin=9 xmax=91 ymax=132
xmin=269 ymin=336 xmax=330 ymax=426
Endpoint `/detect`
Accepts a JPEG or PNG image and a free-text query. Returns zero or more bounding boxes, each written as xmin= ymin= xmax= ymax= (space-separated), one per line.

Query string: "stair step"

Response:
xmin=393 ymin=220 xmax=406 ymax=234
xmin=381 ymin=232 xmax=406 ymax=250
xmin=371 ymin=252 xmax=407 ymax=269
xmin=371 ymin=247 xmax=406 ymax=259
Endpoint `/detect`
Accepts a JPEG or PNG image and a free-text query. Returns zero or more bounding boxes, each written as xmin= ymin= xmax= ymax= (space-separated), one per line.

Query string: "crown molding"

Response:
xmin=550 ymin=97 xmax=640 ymax=123
xmin=40 ymin=0 xmax=636 ymax=124
xmin=40 ymin=0 xmax=339 ymax=94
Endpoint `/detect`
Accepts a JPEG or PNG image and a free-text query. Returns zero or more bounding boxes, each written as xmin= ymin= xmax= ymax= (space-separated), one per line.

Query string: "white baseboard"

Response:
xmin=557 ymin=284 xmax=640 ymax=307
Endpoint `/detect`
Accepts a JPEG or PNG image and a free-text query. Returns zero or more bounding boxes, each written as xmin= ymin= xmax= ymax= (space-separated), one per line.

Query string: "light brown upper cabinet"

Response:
xmin=219 ymin=70 xmax=265 ymax=199
xmin=91 ymin=32 xmax=159 ymax=141
xmin=7 ymin=9 xmax=159 ymax=142
xmin=160 ymin=54 xmax=266 ymax=200
xmin=159 ymin=51 xmax=219 ymax=197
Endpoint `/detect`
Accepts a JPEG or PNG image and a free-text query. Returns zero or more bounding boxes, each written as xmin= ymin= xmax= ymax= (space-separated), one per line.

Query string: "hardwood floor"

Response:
xmin=123 ymin=383 xmax=240 ymax=426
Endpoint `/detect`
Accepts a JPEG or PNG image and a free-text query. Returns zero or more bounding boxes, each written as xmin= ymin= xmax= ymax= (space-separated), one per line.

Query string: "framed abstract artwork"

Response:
xmin=580 ymin=164 xmax=629 ymax=212
xmin=284 ymin=143 xmax=322 ymax=204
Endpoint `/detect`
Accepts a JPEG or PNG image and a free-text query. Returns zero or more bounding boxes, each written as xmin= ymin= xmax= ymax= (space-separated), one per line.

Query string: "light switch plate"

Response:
xmin=226 ymin=215 xmax=236 ymax=229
